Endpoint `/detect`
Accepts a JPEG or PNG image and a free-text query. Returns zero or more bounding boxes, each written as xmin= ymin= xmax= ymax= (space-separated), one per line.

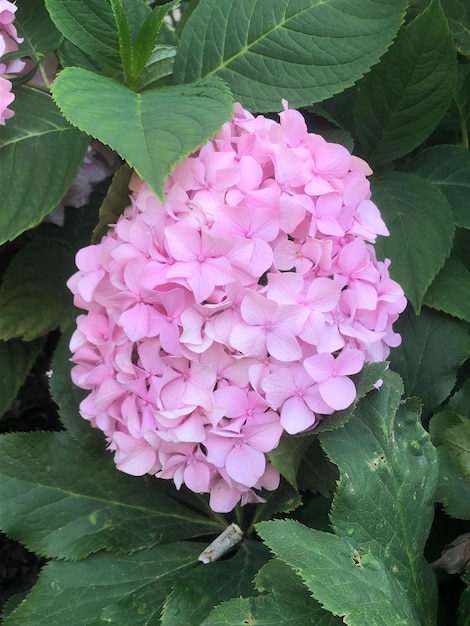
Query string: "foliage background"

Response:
xmin=0 ymin=0 xmax=469 ymax=624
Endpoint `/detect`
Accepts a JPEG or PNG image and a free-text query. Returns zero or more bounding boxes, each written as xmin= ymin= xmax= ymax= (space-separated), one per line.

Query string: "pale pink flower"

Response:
xmin=68 ymin=101 xmax=406 ymax=511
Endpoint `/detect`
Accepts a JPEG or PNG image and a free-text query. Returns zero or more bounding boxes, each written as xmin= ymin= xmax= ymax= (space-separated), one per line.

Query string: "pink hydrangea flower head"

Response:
xmin=0 ymin=0 xmax=24 ymax=125
xmin=68 ymin=102 xmax=406 ymax=512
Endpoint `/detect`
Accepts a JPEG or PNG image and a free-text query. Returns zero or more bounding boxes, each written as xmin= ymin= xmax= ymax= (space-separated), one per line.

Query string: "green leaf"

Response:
xmin=52 ymin=67 xmax=234 ymax=200
xmin=320 ymin=371 xmax=438 ymax=625
xmin=439 ymin=420 xmax=470 ymax=483
xmin=456 ymin=64 xmax=470 ymax=134
xmin=404 ymin=145 xmax=470 ymax=229
xmin=173 ymin=0 xmax=407 ymax=112
xmin=435 ymin=447 xmax=470 ymax=520
xmin=0 ymin=88 xmax=89 ymax=245
xmin=92 ymin=163 xmax=132 ymax=243
xmin=131 ymin=0 xmax=180 ymax=82
xmin=459 ymin=566 xmax=470 ymax=625
xmin=354 ymin=0 xmax=457 ymax=166
xmin=49 ymin=329 xmax=100 ymax=447
xmin=424 ymin=254 xmax=470 ymax=323
xmin=372 ymin=171 xmax=455 ymax=313
xmin=296 ymin=437 xmax=339 ymax=497
xmin=3 ymin=543 xmax=201 ymax=626
xmin=257 ymin=372 xmax=438 ymax=626
xmin=160 ymin=542 xmax=270 ymax=626
xmin=441 ymin=0 xmax=470 ymax=56
xmin=389 ymin=306 xmax=470 ymax=418
xmin=110 ymin=0 xmax=134 ymax=86
xmin=0 ymin=238 xmax=77 ymax=341
xmin=0 ymin=338 xmax=45 ymax=418
xmin=136 ymin=44 xmax=177 ymax=90
xmin=16 ymin=0 xmax=63 ymax=60
xmin=257 ymin=520 xmax=420 ymax=626
xmin=44 ymin=0 xmax=122 ymax=72
xmin=203 ymin=559 xmax=342 ymax=625
xmin=268 ymin=435 xmax=312 ymax=490
xmin=0 ymin=431 xmax=222 ymax=559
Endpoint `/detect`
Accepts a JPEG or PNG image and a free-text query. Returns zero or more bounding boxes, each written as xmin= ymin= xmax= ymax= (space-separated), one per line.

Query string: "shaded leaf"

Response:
xmin=173 ymin=0 xmax=407 ymax=112
xmin=0 ymin=431 xmax=222 ymax=559
xmin=3 ymin=543 xmax=201 ymax=626
xmin=372 ymin=172 xmax=455 ymax=313
xmin=354 ymin=0 xmax=456 ymax=165
xmin=0 ymin=88 xmax=88 ymax=245
xmin=92 ymin=163 xmax=132 ymax=243
xmin=0 ymin=337 xmax=45 ymax=418
xmin=0 ymin=238 xmax=77 ymax=341
xmin=49 ymin=328 xmax=99 ymax=446
xmin=388 ymin=306 xmax=470 ymax=418
xmin=296 ymin=437 xmax=339 ymax=497
xmin=320 ymin=371 xmax=438 ymax=625
xmin=404 ymin=145 xmax=470 ymax=230
xmin=160 ymin=541 xmax=270 ymax=626
xmin=16 ymin=0 xmax=63 ymax=60
xmin=434 ymin=448 xmax=470 ymax=520
xmin=52 ymin=67 xmax=233 ymax=200
xmin=441 ymin=0 xmax=470 ymax=56
xmin=439 ymin=421 xmax=470 ymax=484
xmin=203 ymin=559 xmax=341 ymax=625
xmin=268 ymin=435 xmax=312 ymax=490
xmin=424 ymin=254 xmax=470 ymax=323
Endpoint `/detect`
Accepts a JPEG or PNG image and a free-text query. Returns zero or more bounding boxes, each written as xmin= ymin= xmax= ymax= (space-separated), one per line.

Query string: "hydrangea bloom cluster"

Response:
xmin=0 ymin=0 xmax=24 ymax=125
xmin=68 ymin=103 xmax=406 ymax=512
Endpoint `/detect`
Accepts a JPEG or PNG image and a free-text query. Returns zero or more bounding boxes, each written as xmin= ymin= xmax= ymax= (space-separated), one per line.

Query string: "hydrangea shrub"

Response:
xmin=0 ymin=0 xmax=469 ymax=624
xmin=67 ymin=102 xmax=406 ymax=511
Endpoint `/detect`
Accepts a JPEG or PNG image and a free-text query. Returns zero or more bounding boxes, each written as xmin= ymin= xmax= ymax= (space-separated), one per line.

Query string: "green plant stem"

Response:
xmin=27 ymin=80 xmax=51 ymax=94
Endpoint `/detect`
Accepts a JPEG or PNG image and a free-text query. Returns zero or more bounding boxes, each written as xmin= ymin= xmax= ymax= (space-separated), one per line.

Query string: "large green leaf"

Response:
xmin=404 ymin=145 xmax=470 ymax=230
xmin=424 ymin=254 xmax=470 ymax=323
xmin=16 ymin=0 xmax=63 ymax=60
xmin=173 ymin=0 xmax=407 ymax=112
xmin=44 ymin=0 xmax=122 ymax=72
xmin=354 ymin=0 xmax=456 ymax=166
xmin=0 ymin=237 xmax=77 ymax=341
xmin=0 ymin=88 xmax=88 ymax=245
xmin=0 ymin=338 xmax=45 ymax=418
xmin=389 ymin=307 xmax=470 ymax=418
xmin=258 ymin=520 xmax=419 ymax=626
xmin=320 ymin=372 xmax=438 ymax=626
xmin=3 ymin=543 xmax=201 ymax=626
xmin=203 ymin=559 xmax=342 ymax=626
xmin=372 ymin=172 xmax=455 ymax=313
xmin=52 ymin=67 xmax=233 ymax=200
xmin=0 ymin=431 xmax=222 ymax=560
xmin=258 ymin=372 xmax=438 ymax=626
xmin=160 ymin=542 xmax=270 ymax=626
